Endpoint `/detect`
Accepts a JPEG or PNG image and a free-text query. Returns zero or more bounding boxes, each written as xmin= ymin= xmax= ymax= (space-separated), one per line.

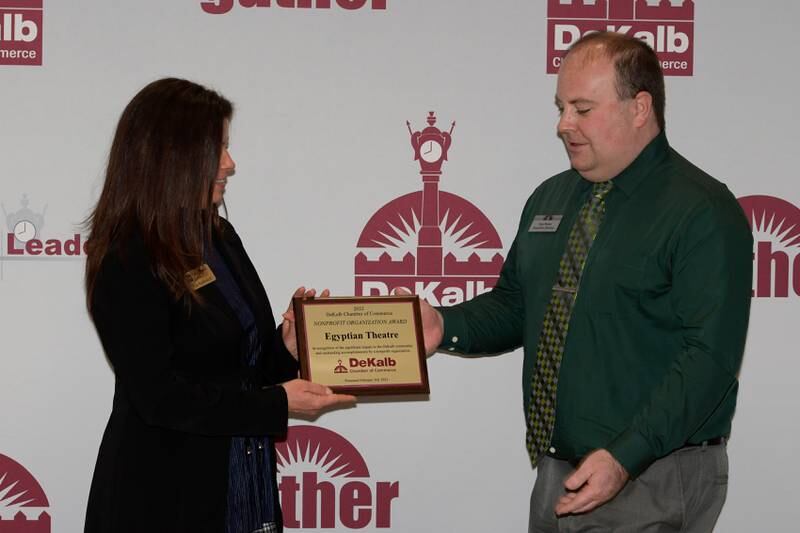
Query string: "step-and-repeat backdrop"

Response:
xmin=2 ymin=1 xmax=798 ymax=531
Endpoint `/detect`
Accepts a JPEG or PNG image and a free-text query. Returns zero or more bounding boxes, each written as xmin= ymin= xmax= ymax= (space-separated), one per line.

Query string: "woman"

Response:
xmin=83 ymin=78 xmax=354 ymax=533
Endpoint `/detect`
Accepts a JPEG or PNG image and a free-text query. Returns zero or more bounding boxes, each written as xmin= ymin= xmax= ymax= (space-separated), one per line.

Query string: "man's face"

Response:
xmin=555 ymin=52 xmax=640 ymax=182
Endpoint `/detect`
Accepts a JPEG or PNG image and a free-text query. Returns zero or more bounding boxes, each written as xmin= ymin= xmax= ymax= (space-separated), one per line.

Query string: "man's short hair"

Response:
xmin=567 ymin=32 xmax=666 ymax=131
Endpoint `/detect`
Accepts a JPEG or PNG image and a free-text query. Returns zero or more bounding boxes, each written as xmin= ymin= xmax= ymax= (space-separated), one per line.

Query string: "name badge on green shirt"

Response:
xmin=529 ymin=215 xmax=563 ymax=233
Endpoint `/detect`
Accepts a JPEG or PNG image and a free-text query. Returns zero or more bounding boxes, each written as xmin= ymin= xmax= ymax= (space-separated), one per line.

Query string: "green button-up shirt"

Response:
xmin=439 ymin=133 xmax=752 ymax=476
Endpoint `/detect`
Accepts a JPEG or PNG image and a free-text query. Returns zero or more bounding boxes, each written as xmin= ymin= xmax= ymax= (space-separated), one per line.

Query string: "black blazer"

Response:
xmin=84 ymin=219 xmax=297 ymax=532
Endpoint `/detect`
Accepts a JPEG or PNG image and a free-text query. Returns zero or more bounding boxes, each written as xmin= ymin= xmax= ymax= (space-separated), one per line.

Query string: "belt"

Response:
xmin=546 ymin=437 xmax=727 ymax=466
xmin=678 ymin=436 xmax=726 ymax=450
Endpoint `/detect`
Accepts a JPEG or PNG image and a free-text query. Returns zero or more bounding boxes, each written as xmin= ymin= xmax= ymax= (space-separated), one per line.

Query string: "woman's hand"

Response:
xmin=282 ymin=286 xmax=330 ymax=358
xmin=281 ymin=379 xmax=356 ymax=417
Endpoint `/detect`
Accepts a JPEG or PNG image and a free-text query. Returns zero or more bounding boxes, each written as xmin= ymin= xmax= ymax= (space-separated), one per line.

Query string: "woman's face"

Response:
xmin=212 ymin=120 xmax=235 ymax=205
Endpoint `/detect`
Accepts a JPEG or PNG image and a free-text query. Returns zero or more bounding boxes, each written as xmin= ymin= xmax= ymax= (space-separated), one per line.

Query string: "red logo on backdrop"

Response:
xmin=276 ymin=425 xmax=399 ymax=530
xmin=201 ymin=0 xmax=387 ymax=15
xmin=739 ymin=195 xmax=800 ymax=298
xmin=0 ymin=454 xmax=50 ymax=532
xmin=354 ymin=112 xmax=504 ymax=306
xmin=0 ymin=0 xmax=42 ymax=66
xmin=1 ymin=196 xmax=87 ymax=280
xmin=546 ymin=0 xmax=694 ymax=76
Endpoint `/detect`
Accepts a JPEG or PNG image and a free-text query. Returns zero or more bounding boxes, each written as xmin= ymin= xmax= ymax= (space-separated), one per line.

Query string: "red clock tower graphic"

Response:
xmin=408 ymin=112 xmax=454 ymax=276
xmin=354 ymin=112 xmax=504 ymax=306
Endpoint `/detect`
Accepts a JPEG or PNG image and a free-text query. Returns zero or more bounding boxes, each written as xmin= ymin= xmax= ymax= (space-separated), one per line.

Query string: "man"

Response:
xmin=416 ymin=32 xmax=752 ymax=531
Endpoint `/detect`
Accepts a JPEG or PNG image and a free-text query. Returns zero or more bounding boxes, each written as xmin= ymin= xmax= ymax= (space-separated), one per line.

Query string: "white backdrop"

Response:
xmin=1 ymin=1 xmax=799 ymax=531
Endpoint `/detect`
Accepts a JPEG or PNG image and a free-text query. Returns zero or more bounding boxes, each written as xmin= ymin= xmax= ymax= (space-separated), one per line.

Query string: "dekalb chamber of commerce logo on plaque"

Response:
xmin=0 ymin=0 xmax=42 ymax=66
xmin=739 ymin=195 xmax=800 ymax=299
xmin=546 ymin=0 xmax=695 ymax=76
xmin=354 ymin=112 xmax=504 ymax=307
xmin=0 ymin=453 xmax=50 ymax=532
xmin=275 ymin=425 xmax=399 ymax=530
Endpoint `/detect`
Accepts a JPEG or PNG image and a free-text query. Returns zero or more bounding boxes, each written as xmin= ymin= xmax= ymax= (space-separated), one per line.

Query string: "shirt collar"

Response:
xmin=606 ymin=131 xmax=670 ymax=197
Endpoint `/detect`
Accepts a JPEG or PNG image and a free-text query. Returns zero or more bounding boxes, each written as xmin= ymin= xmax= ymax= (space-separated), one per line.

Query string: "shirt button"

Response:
xmin=448 ymin=347 xmax=455 ymax=351
xmin=451 ymin=336 xmax=459 ymax=343
xmin=549 ymin=447 xmax=556 ymax=454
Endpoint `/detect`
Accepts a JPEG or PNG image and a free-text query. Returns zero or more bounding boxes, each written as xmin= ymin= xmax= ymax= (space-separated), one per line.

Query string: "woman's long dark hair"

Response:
xmin=85 ymin=78 xmax=233 ymax=310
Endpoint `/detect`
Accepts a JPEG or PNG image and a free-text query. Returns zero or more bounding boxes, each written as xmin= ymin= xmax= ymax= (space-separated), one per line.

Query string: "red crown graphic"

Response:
xmin=547 ymin=0 xmax=693 ymax=21
xmin=0 ymin=453 xmax=50 ymax=533
xmin=0 ymin=1 xmax=42 ymax=7
xmin=0 ymin=511 xmax=50 ymax=533
xmin=547 ymin=0 xmax=606 ymax=19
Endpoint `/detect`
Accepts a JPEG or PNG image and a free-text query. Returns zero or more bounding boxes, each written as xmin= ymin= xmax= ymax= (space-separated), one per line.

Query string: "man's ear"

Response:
xmin=632 ymin=91 xmax=653 ymax=128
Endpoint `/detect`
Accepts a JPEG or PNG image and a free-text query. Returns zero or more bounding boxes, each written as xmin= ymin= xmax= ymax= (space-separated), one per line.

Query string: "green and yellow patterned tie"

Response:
xmin=526 ymin=180 xmax=613 ymax=466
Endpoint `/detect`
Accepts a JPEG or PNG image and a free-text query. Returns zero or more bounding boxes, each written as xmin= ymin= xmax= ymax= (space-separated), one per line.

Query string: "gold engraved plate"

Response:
xmin=293 ymin=295 xmax=430 ymax=396
xmin=185 ymin=264 xmax=216 ymax=290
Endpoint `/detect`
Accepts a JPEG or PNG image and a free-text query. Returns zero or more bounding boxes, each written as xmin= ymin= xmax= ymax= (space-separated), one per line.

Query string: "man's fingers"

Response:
xmin=557 ymin=462 xmax=596 ymax=515
xmin=392 ymin=287 xmax=411 ymax=295
xmin=571 ymin=501 xmax=600 ymax=515
xmin=555 ymin=487 xmax=597 ymax=516
xmin=555 ymin=492 xmax=577 ymax=508
xmin=564 ymin=465 xmax=591 ymax=491
xmin=319 ymin=289 xmax=330 ymax=298
xmin=554 ymin=450 xmax=628 ymax=516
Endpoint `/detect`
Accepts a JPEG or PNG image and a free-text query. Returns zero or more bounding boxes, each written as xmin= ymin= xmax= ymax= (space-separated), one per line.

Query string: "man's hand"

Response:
xmin=281 ymin=379 xmax=356 ymax=417
xmin=393 ymin=287 xmax=443 ymax=355
xmin=282 ymin=286 xmax=330 ymax=358
xmin=554 ymin=449 xmax=629 ymax=516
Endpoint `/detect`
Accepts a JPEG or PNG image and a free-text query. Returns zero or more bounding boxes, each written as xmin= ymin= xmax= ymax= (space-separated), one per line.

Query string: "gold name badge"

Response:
xmin=185 ymin=264 xmax=216 ymax=290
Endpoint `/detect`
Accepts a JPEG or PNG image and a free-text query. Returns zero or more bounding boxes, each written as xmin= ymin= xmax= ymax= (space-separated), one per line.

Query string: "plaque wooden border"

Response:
xmin=292 ymin=295 xmax=430 ymax=396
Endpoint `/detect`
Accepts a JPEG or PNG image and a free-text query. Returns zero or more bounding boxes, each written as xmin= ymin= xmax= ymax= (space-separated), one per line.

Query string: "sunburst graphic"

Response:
xmin=366 ymin=208 xmax=491 ymax=260
xmin=275 ymin=426 xmax=369 ymax=479
xmin=740 ymin=195 xmax=800 ymax=298
xmin=740 ymin=195 xmax=800 ymax=249
xmin=357 ymin=191 xmax=502 ymax=261
xmin=0 ymin=475 xmax=35 ymax=511
xmin=0 ymin=454 xmax=49 ymax=523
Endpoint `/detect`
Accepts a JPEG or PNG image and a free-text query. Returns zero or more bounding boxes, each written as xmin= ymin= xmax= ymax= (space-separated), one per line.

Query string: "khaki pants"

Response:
xmin=529 ymin=444 xmax=728 ymax=532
